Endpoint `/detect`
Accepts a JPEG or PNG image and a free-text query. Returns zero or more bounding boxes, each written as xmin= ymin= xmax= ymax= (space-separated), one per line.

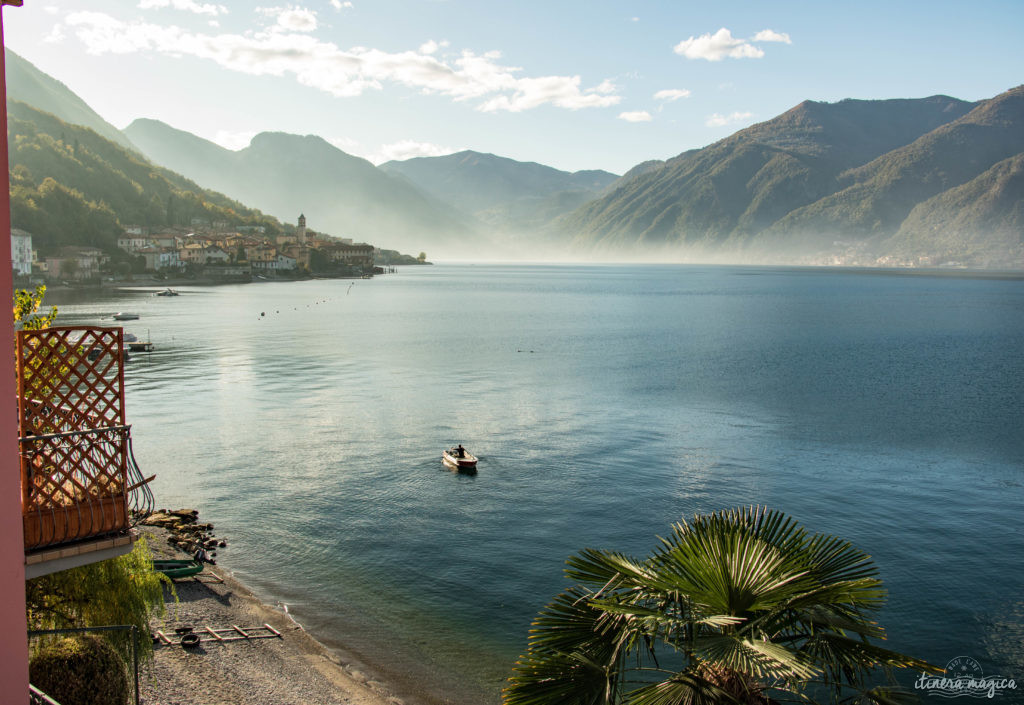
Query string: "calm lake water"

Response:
xmin=50 ymin=264 xmax=1024 ymax=704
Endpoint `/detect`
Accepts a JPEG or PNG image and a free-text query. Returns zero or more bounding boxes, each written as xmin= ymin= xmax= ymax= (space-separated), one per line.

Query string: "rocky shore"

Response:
xmin=137 ymin=512 xmax=408 ymax=705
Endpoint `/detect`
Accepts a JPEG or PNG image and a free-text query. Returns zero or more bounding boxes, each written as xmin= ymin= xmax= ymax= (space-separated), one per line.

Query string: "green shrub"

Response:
xmin=30 ymin=635 xmax=128 ymax=705
xmin=26 ymin=536 xmax=170 ymax=665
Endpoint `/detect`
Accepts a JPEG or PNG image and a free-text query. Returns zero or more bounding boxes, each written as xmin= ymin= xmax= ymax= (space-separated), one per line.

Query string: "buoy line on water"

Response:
xmin=256 ymin=292 xmax=348 ymax=320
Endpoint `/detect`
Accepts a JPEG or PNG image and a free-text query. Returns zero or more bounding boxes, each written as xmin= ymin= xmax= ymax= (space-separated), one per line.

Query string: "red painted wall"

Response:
xmin=0 ymin=5 xmax=31 ymax=697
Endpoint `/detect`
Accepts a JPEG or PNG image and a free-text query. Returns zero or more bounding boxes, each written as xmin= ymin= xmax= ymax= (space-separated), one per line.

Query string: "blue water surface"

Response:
xmin=51 ymin=264 xmax=1024 ymax=704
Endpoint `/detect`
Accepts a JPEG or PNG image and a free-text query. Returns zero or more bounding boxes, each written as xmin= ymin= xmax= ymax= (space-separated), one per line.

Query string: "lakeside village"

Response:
xmin=9 ymin=214 xmax=424 ymax=287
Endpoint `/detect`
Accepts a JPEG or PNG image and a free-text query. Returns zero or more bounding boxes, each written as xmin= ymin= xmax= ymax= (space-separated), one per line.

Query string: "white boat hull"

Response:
xmin=442 ymin=448 xmax=478 ymax=471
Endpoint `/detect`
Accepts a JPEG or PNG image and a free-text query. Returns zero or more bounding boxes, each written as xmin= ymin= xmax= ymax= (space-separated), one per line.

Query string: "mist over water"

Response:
xmin=51 ymin=264 xmax=1024 ymax=704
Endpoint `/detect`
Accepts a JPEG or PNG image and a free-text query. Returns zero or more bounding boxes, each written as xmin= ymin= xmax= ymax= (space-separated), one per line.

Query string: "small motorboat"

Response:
xmin=152 ymin=559 xmax=204 ymax=580
xmin=112 ymin=312 xmax=140 ymax=320
xmin=156 ymin=288 xmax=179 ymax=297
xmin=442 ymin=445 xmax=478 ymax=471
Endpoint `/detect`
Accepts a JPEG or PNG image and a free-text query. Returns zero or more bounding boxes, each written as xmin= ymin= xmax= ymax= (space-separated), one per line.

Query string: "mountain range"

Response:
xmin=4 ymin=49 xmax=137 ymax=153
xmin=380 ymin=151 xmax=616 ymax=240
xmin=122 ymin=119 xmax=482 ymax=256
xmin=5 ymin=48 xmax=1023 ymax=268
xmin=563 ymin=89 xmax=1024 ymax=267
xmin=7 ymin=99 xmax=279 ymax=256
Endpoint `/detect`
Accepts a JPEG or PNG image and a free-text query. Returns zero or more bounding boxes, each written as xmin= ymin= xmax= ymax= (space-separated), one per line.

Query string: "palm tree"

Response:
xmin=505 ymin=506 xmax=938 ymax=705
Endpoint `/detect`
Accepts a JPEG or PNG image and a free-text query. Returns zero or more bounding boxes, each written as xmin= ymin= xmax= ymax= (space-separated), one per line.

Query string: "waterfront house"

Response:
xmin=179 ymin=242 xmax=230 ymax=265
xmin=116 ymin=234 xmax=149 ymax=253
xmin=149 ymin=232 xmax=183 ymax=249
xmin=202 ymin=244 xmax=231 ymax=264
xmin=178 ymin=242 xmax=206 ymax=265
xmin=282 ymin=243 xmax=313 ymax=270
xmin=45 ymin=246 xmax=103 ymax=282
xmin=245 ymin=243 xmax=278 ymax=264
xmin=138 ymin=246 xmax=183 ymax=272
xmin=10 ymin=227 xmax=31 ymax=275
xmin=322 ymin=241 xmax=376 ymax=268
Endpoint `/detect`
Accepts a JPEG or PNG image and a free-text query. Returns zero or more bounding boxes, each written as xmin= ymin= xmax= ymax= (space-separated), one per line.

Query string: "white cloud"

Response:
xmin=138 ymin=0 xmax=227 ymax=17
xmin=61 ymin=12 xmax=622 ymax=114
xmin=258 ymin=6 xmax=318 ymax=32
xmin=374 ymin=140 xmax=457 ymax=163
xmin=654 ymin=88 xmax=691 ymax=101
xmin=619 ymin=110 xmax=652 ymax=123
xmin=325 ymin=137 xmax=457 ymax=164
xmin=44 ymin=24 xmax=66 ymax=44
xmin=329 ymin=0 xmax=353 ymax=8
xmin=705 ymin=111 xmax=754 ymax=127
xmin=419 ymin=40 xmax=447 ymax=55
xmin=44 ymin=6 xmax=60 ymax=15
xmin=753 ymin=29 xmax=791 ymax=44
xmin=327 ymin=136 xmax=361 ymax=153
xmin=476 ymin=74 xmax=620 ymax=112
xmin=212 ymin=129 xmax=257 ymax=150
xmin=674 ymin=27 xmax=792 ymax=62
xmin=674 ymin=28 xmax=763 ymax=61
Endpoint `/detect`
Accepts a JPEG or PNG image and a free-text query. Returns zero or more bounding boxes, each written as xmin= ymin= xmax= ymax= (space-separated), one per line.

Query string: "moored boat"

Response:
xmin=152 ymin=559 xmax=204 ymax=579
xmin=156 ymin=288 xmax=179 ymax=297
xmin=112 ymin=312 xmax=140 ymax=320
xmin=442 ymin=445 xmax=478 ymax=471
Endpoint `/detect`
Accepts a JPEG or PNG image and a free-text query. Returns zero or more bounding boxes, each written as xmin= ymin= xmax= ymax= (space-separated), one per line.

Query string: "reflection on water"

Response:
xmin=47 ymin=267 xmax=1024 ymax=703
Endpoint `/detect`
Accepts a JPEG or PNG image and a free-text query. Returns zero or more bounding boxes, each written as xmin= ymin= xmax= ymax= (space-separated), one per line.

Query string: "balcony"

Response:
xmin=18 ymin=327 xmax=153 ymax=579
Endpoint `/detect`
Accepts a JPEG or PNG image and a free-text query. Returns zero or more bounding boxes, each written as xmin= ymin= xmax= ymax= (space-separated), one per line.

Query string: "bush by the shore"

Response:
xmin=30 ymin=635 xmax=129 ymax=705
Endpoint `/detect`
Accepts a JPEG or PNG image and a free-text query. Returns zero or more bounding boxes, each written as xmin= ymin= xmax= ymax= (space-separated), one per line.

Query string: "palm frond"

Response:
xmin=800 ymin=632 xmax=942 ymax=680
xmin=624 ymin=671 xmax=744 ymax=705
xmin=652 ymin=515 xmax=813 ymax=618
xmin=526 ymin=587 xmax=623 ymax=659
xmin=763 ymin=604 xmax=887 ymax=641
xmin=694 ymin=634 xmax=821 ymax=681
xmin=505 ymin=648 xmax=617 ymax=705
xmin=838 ymin=684 xmax=923 ymax=705
xmin=565 ymin=548 xmax=653 ymax=591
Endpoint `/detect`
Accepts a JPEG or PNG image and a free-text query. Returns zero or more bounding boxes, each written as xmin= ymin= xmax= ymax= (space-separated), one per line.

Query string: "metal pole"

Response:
xmin=132 ymin=626 xmax=140 ymax=705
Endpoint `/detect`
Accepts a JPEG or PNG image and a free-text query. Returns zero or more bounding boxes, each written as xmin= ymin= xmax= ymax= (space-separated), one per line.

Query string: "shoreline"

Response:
xmin=139 ymin=523 xmax=430 ymax=705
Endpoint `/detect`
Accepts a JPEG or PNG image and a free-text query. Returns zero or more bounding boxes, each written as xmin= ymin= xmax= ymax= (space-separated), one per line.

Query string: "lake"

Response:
xmin=48 ymin=264 xmax=1024 ymax=704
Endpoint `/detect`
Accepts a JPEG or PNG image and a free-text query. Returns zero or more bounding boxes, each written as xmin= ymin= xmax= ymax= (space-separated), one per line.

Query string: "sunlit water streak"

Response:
xmin=50 ymin=265 xmax=1024 ymax=703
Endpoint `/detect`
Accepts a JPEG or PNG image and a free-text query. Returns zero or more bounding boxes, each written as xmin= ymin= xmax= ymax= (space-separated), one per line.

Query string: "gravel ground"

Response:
xmin=139 ymin=527 xmax=406 ymax=705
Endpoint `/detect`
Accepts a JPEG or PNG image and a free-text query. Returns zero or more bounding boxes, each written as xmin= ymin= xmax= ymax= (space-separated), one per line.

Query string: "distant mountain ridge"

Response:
xmin=7 ymin=100 xmax=278 ymax=256
xmin=123 ymin=120 xmax=482 ymax=255
xmin=770 ymin=88 xmax=1024 ymax=239
xmin=4 ymin=48 xmax=137 ymax=152
xmin=561 ymin=88 xmax=1024 ymax=267
xmin=6 ymin=48 xmax=1022 ymax=267
xmin=380 ymin=150 xmax=617 ymax=235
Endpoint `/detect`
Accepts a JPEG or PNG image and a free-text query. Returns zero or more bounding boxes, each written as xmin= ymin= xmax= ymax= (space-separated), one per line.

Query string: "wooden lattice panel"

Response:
xmin=17 ymin=327 xmax=131 ymax=549
xmin=23 ymin=428 xmax=127 ymax=509
xmin=18 ymin=327 xmax=125 ymax=436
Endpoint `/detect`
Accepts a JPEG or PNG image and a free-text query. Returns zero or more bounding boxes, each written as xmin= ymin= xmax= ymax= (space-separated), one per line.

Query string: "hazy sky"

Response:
xmin=3 ymin=1 xmax=1022 ymax=174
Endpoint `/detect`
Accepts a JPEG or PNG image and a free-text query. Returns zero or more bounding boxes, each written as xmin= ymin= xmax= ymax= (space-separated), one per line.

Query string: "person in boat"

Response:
xmin=456 ymin=444 xmax=465 ymax=458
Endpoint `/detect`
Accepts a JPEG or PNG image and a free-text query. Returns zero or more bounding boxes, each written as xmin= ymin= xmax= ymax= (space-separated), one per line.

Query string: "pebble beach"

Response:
xmin=138 ymin=521 xmax=419 ymax=705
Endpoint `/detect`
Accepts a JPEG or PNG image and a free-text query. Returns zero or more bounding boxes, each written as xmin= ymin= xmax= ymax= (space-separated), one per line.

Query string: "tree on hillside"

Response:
xmin=7 ymin=103 xmax=283 ymax=257
xmin=504 ymin=506 xmax=938 ymax=705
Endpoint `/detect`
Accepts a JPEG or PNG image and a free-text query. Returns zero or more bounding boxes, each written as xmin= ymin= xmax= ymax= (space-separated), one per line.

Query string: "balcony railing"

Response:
xmin=17 ymin=327 xmax=153 ymax=553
